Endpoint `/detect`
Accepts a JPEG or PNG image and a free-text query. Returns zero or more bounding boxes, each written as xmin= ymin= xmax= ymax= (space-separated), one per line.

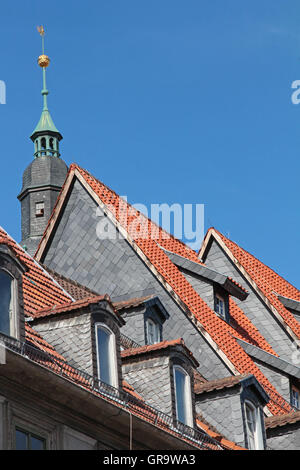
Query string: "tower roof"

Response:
xmin=31 ymin=108 xmax=61 ymax=138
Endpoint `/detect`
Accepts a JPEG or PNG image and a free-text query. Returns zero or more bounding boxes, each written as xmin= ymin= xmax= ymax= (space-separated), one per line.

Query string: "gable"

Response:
xmin=203 ymin=237 xmax=299 ymax=362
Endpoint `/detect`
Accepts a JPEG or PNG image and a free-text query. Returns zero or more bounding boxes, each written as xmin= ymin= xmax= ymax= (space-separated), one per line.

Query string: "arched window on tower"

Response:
xmin=41 ymin=138 xmax=46 ymax=155
xmin=49 ymin=138 xmax=54 ymax=155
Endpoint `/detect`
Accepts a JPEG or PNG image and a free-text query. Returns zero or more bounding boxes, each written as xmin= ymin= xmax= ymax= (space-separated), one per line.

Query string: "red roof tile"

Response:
xmin=194 ymin=374 xmax=249 ymax=394
xmin=196 ymin=418 xmax=246 ymax=450
xmin=0 ymin=227 xmax=72 ymax=317
xmin=32 ymin=295 xmax=110 ymax=319
xmin=121 ymin=338 xmax=199 ymax=367
xmin=265 ymin=410 xmax=300 ymax=429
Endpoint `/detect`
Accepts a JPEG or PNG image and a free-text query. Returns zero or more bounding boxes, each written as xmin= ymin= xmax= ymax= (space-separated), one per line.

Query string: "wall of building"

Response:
xmin=195 ymin=387 xmax=246 ymax=447
xmin=266 ymin=424 xmax=300 ymax=450
xmin=252 ymin=359 xmax=291 ymax=405
xmin=122 ymin=356 xmax=173 ymax=416
xmin=32 ymin=311 xmax=94 ymax=375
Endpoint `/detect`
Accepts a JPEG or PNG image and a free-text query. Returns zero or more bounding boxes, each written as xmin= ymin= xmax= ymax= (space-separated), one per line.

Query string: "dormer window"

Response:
xmin=146 ymin=318 xmax=160 ymax=345
xmin=0 ymin=270 xmax=16 ymax=337
xmin=95 ymin=323 xmax=118 ymax=388
xmin=173 ymin=365 xmax=193 ymax=427
xmin=291 ymin=385 xmax=299 ymax=409
xmin=244 ymin=401 xmax=264 ymax=450
xmin=215 ymin=293 xmax=225 ymax=317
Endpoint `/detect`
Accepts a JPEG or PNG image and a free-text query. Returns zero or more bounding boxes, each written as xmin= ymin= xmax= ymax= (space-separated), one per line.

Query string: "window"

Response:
xmin=35 ymin=202 xmax=45 ymax=218
xmin=291 ymin=386 xmax=299 ymax=409
xmin=0 ymin=270 xmax=15 ymax=336
xmin=146 ymin=318 xmax=160 ymax=344
xmin=15 ymin=428 xmax=46 ymax=450
xmin=173 ymin=365 xmax=193 ymax=427
xmin=244 ymin=401 xmax=264 ymax=450
xmin=215 ymin=293 xmax=226 ymax=318
xmin=95 ymin=324 xmax=118 ymax=388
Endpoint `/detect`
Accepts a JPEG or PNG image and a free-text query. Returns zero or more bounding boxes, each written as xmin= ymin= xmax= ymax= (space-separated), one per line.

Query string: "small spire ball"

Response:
xmin=38 ymin=54 xmax=50 ymax=68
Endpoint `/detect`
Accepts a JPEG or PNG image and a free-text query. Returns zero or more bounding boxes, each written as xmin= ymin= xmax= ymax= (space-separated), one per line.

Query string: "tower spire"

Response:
xmin=18 ymin=26 xmax=68 ymax=255
xmin=31 ymin=25 xmax=62 ymax=158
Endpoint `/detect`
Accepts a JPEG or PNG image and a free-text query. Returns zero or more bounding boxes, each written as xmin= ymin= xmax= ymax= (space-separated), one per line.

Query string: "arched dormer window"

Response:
xmin=244 ymin=400 xmax=264 ymax=450
xmin=173 ymin=365 xmax=193 ymax=427
xmin=95 ymin=323 xmax=118 ymax=388
xmin=0 ymin=270 xmax=16 ymax=337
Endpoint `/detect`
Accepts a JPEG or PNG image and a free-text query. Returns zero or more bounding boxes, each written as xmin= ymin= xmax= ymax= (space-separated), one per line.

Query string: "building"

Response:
xmin=1 ymin=29 xmax=300 ymax=450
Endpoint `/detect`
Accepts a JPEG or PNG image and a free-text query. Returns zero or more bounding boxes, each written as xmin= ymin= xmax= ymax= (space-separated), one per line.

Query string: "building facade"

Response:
xmin=1 ymin=32 xmax=300 ymax=451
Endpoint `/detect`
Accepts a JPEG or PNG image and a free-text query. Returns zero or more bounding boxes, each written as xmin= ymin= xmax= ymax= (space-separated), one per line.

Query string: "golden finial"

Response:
xmin=37 ymin=25 xmax=50 ymax=68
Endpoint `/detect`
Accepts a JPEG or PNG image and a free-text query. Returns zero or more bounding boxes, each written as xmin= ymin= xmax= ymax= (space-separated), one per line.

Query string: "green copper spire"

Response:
xmin=31 ymin=26 xmax=62 ymax=157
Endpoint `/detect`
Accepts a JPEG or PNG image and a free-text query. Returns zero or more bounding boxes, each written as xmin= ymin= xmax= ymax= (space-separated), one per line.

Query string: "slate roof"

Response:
xmin=34 ymin=163 xmax=295 ymax=416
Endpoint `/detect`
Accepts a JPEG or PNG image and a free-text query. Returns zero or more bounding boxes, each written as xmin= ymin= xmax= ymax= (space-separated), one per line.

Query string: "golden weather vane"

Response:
xmin=36 ymin=25 xmax=50 ymax=68
xmin=37 ymin=25 xmax=45 ymax=36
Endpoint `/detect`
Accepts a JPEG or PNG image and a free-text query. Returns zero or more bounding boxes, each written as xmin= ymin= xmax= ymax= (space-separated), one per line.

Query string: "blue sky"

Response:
xmin=1 ymin=1 xmax=300 ymax=286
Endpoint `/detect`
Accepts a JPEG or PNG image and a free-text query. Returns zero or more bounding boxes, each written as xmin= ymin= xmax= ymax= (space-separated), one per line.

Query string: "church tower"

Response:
xmin=18 ymin=26 xmax=68 ymax=256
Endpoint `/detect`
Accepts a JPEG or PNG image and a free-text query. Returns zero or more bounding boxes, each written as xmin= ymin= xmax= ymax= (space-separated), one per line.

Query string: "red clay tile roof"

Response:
xmin=121 ymin=338 xmax=199 ymax=368
xmin=41 ymin=265 xmax=100 ymax=301
xmin=114 ymin=295 xmax=154 ymax=311
xmin=194 ymin=374 xmax=249 ymax=394
xmin=196 ymin=417 xmax=246 ymax=450
xmin=0 ymin=227 xmax=72 ymax=317
xmin=34 ymin=164 xmax=293 ymax=415
xmin=32 ymin=295 xmax=111 ymax=319
xmin=265 ymin=411 xmax=300 ymax=429
xmin=25 ymin=323 xmax=66 ymax=361
xmin=204 ymin=228 xmax=300 ymax=340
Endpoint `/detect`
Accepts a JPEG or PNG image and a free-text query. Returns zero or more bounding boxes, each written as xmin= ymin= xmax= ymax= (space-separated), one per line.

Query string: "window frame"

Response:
xmin=95 ymin=322 xmax=118 ymax=389
xmin=214 ymin=292 xmax=226 ymax=318
xmin=15 ymin=426 xmax=46 ymax=450
xmin=145 ymin=317 xmax=161 ymax=345
xmin=173 ymin=365 xmax=193 ymax=428
xmin=0 ymin=268 xmax=18 ymax=339
xmin=35 ymin=202 xmax=45 ymax=218
xmin=244 ymin=400 xmax=264 ymax=450
xmin=291 ymin=385 xmax=300 ymax=409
